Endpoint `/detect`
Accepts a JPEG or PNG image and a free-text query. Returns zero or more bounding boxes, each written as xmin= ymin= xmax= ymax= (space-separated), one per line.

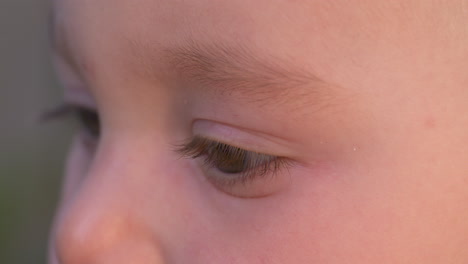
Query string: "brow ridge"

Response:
xmin=161 ymin=40 xmax=330 ymax=107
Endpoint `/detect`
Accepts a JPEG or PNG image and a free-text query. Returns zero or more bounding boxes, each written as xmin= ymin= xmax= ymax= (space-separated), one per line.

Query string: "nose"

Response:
xmin=55 ymin=208 xmax=166 ymax=263
xmin=52 ymin=171 xmax=167 ymax=263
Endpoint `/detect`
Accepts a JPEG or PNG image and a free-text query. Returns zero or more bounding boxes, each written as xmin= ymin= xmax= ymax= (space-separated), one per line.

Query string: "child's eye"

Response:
xmin=177 ymin=136 xmax=291 ymax=197
xmin=74 ymin=107 xmax=100 ymax=139
xmin=41 ymin=103 xmax=101 ymax=141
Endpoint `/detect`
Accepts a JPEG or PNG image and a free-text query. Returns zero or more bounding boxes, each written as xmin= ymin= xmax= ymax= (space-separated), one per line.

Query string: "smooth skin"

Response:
xmin=50 ymin=0 xmax=468 ymax=263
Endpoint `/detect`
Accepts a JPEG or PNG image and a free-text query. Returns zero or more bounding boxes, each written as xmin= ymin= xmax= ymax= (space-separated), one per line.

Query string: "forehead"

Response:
xmin=52 ymin=0 xmax=438 ymax=97
xmin=53 ymin=0 xmax=401 ymax=60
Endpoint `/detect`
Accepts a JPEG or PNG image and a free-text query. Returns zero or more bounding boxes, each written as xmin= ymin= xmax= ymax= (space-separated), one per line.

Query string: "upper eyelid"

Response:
xmin=192 ymin=119 xmax=297 ymax=156
xmin=63 ymin=87 xmax=97 ymax=110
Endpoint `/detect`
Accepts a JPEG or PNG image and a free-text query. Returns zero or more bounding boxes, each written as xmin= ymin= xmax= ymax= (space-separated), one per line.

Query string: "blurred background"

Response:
xmin=1 ymin=0 xmax=72 ymax=263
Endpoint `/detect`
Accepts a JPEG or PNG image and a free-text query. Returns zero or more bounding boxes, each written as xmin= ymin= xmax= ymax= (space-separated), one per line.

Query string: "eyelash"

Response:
xmin=176 ymin=136 xmax=290 ymax=186
xmin=43 ymin=104 xmax=289 ymax=186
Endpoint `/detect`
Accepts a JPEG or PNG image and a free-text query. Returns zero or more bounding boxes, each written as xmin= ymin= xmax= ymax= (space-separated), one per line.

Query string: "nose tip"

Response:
xmin=54 ymin=205 xmax=166 ymax=264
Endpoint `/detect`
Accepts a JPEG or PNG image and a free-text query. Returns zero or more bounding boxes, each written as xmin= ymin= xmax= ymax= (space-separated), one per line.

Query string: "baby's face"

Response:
xmin=50 ymin=0 xmax=468 ymax=263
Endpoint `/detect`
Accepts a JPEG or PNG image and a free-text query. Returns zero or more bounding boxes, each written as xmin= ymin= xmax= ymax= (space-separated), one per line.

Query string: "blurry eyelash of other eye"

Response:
xmin=39 ymin=103 xmax=75 ymax=123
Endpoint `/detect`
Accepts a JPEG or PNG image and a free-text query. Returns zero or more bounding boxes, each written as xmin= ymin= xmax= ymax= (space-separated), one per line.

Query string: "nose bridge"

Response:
xmin=54 ymin=150 xmax=167 ymax=264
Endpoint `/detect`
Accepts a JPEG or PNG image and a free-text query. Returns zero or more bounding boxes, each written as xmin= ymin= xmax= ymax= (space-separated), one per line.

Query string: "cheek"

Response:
xmin=289 ymin=143 xmax=468 ymax=262
xmin=180 ymin=160 xmax=466 ymax=263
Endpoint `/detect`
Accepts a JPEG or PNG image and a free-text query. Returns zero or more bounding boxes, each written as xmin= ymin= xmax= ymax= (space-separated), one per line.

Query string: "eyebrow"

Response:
xmin=132 ymin=40 xmax=335 ymax=109
xmin=51 ymin=9 xmax=335 ymax=111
